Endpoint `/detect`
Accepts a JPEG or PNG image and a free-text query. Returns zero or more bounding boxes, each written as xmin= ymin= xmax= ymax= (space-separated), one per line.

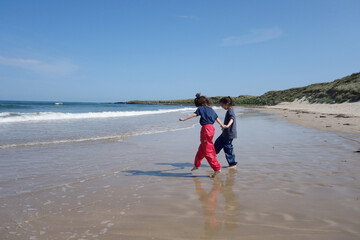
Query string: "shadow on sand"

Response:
xmin=123 ymin=162 xmax=210 ymax=178
xmin=156 ymin=162 xmax=210 ymax=170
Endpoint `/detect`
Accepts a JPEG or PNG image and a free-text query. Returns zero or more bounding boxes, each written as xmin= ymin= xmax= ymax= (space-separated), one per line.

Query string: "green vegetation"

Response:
xmin=122 ymin=99 xmax=194 ymax=105
xmin=233 ymin=95 xmax=266 ymax=105
xmin=256 ymin=72 xmax=360 ymax=105
xmin=118 ymin=72 xmax=360 ymax=106
xmin=120 ymin=96 xmax=225 ymax=106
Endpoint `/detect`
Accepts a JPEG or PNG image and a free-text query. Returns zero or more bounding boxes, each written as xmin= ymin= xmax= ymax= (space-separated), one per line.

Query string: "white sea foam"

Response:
xmin=0 ymin=125 xmax=196 ymax=149
xmin=0 ymin=107 xmax=195 ymax=123
xmin=0 ymin=112 xmax=10 ymax=117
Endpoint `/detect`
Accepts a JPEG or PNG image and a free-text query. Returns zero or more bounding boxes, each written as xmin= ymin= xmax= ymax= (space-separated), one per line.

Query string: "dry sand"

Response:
xmin=258 ymin=100 xmax=360 ymax=134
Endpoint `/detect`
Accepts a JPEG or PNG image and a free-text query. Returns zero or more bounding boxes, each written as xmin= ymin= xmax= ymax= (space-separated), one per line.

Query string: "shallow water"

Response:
xmin=0 ymin=107 xmax=359 ymax=239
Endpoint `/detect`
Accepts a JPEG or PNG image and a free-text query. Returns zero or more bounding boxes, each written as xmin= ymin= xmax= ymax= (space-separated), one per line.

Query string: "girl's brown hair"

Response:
xmin=194 ymin=93 xmax=211 ymax=107
xmin=219 ymin=96 xmax=233 ymax=107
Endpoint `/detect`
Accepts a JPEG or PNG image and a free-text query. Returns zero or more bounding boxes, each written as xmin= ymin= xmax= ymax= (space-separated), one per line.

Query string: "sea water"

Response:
xmin=0 ymin=100 xmax=197 ymax=148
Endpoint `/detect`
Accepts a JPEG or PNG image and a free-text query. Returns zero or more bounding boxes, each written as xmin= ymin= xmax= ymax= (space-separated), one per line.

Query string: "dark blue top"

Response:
xmin=223 ymin=108 xmax=237 ymax=139
xmin=194 ymin=106 xmax=218 ymax=126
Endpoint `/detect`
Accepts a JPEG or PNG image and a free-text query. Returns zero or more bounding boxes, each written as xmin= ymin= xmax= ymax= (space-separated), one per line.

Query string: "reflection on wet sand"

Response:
xmin=222 ymin=169 xmax=242 ymax=231
xmin=194 ymin=169 xmax=241 ymax=239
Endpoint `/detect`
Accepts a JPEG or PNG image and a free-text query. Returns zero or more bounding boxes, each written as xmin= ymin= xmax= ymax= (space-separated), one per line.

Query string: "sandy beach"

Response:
xmin=258 ymin=101 xmax=360 ymax=135
xmin=1 ymin=107 xmax=360 ymax=239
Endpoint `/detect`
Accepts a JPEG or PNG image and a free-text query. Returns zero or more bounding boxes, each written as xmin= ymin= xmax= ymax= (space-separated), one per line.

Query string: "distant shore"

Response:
xmin=116 ymin=99 xmax=360 ymax=135
xmin=115 ymin=70 xmax=360 ymax=135
xmin=115 ymin=99 xmax=195 ymax=105
xmin=254 ymin=100 xmax=360 ymax=135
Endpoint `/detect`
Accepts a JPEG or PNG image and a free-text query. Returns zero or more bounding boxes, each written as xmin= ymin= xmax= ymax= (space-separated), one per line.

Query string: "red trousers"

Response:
xmin=194 ymin=124 xmax=221 ymax=171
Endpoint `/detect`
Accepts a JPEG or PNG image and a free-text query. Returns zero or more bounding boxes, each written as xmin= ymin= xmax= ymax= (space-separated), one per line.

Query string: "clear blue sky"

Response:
xmin=1 ymin=0 xmax=359 ymax=102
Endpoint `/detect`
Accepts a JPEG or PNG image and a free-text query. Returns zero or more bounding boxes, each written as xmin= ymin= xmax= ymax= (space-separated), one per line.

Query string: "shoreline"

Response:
xmin=249 ymin=101 xmax=360 ymax=135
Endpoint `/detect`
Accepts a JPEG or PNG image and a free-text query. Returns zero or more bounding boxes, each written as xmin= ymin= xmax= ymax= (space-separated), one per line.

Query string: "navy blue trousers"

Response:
xmin=214 ymin=134 xmax=237 ymax=166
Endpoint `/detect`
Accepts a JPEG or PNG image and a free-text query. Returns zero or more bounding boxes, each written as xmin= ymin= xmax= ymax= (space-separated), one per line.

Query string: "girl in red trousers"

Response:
xmin=179 ymin=93 xmax=224 ymax=178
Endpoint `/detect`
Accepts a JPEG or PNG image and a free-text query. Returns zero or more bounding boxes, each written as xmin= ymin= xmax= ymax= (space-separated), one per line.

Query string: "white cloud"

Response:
xmin=0 ymin=56 xmax=78 ymax=74
xmin=221 ymin=27 xmax=283 ymax=46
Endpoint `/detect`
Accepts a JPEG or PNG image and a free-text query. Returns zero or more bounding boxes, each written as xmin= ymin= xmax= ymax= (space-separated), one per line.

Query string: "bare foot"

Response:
xmin=223 ymin=165 xmax=237 ymax=169
xmin=210 ymin=170 xmax=221 ymax=178
xmin=191 ymin=166 xmax=199 ymax=171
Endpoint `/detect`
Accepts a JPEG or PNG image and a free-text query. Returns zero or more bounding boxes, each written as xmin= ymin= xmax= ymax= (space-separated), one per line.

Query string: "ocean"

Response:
xmin=0 ymin=100 xmax=197 ymax=149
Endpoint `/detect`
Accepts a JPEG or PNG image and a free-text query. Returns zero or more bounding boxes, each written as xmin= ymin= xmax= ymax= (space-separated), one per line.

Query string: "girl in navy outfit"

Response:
xmin=179 ymin=93 xmax=224 ymax=178
xmin=215 ymin=97 xmax=237 ymax=168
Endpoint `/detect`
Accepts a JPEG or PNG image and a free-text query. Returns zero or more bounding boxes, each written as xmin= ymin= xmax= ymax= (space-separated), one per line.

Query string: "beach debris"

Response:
xmin=319 ymin=115 xmax=327 ymax=118
xmin=343 ymin=123 xmax=351 ymax=125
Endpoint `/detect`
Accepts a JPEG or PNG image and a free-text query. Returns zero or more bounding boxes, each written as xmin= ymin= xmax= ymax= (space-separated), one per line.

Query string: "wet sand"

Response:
xmin=1 ymin=108 xmax=360 ymax=239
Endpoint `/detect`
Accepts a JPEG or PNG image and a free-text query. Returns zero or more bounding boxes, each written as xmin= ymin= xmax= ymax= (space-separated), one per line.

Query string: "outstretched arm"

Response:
xmin=179 ymin=113 xmax=197 ymax=121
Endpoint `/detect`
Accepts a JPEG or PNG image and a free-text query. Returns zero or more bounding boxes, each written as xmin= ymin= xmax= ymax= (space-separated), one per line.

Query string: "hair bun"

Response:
xmin=195 ymin=93 xmax=201 ymax=98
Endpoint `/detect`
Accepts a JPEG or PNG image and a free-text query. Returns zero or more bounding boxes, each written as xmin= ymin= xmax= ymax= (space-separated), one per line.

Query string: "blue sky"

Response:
xmin=1 ymin=0 xmax=359 ymax=102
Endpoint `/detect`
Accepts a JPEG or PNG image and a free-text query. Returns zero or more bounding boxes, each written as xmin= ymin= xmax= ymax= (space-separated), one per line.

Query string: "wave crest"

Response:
xmin=0 ymin=108 xmax=195 ymax=123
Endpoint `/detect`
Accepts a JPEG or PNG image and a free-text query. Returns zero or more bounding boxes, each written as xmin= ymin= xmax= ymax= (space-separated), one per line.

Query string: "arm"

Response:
xmin=179 ymin=113 xmax=197 ymax=121
xmin=222 ymin=119 xmax=234 ymax=129
xmin=216 ymin=118 xmax=225 ymax=128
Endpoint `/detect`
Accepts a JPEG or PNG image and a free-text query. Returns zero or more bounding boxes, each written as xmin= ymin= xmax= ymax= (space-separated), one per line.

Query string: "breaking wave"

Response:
xmin=0 ymin=107 xmax=195 ymax=123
